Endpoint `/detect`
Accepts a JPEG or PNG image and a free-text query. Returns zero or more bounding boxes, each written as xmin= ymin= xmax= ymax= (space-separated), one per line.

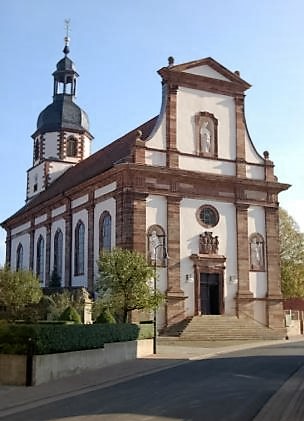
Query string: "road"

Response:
xmin=2 ymin=341 xmax=304 ymax=421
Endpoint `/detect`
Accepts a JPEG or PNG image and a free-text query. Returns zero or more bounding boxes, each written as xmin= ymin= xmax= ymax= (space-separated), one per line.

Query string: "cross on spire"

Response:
xmin=63 ymin=19 xmax=71 ymax=55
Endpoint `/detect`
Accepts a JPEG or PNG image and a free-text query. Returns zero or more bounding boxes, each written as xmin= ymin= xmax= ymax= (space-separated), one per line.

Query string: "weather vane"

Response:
xmin=64 ymin=19 xmax=71 ymax=39
xmin=63 ymin=19 xmax=71 ymax=54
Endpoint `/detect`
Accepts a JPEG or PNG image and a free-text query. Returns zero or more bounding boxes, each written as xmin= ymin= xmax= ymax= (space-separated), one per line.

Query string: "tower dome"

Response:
xmin=36 ymin=35 xmax=90 ymax=134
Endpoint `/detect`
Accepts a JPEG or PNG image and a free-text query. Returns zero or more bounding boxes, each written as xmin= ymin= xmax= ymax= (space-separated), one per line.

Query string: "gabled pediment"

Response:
xmin=158 ymin=57 xmax=251 ymax=93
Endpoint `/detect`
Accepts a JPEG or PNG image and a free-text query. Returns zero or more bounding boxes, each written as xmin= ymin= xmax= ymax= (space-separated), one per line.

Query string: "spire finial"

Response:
xmin=63 ymin=19 xmax=71 ymax=55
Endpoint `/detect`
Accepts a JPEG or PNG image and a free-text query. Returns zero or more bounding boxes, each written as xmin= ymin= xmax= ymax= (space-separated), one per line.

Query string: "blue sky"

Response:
xmin=0 ymin=0 xmax=303 ymax=265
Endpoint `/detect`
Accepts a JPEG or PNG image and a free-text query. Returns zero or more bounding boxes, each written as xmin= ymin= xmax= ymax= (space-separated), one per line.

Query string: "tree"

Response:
xmin=279 ymin=208 xmax=304 ymax=298
xmin=96 ymin=248 xmax=164 ymax=323
xmin=0 ymin=268 xmax=43 ymax=321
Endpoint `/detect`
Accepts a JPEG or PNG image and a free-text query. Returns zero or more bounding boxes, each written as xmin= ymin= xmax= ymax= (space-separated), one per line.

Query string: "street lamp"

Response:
xmin=153 ymin=243 xmax=168 ymax=355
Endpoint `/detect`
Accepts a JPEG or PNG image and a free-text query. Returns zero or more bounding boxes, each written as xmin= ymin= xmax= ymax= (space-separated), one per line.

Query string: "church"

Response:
xmin=1 ymin=35 xmax=290 ymax=334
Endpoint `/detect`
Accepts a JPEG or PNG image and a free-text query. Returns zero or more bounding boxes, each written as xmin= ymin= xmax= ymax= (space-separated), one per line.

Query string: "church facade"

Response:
xmin=1 ymin=39 xmax=290 ymax=331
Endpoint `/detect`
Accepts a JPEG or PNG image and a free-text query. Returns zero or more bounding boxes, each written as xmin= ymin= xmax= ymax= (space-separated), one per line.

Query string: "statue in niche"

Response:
xmin=199 ymin=231 xmax=219 ymax=254
xmin=149 ymin=230 xmax=161 ymax=260
xmin=200 ymin=120 xmax=212 ymax=153
xmin=250 ymin=236 xmax=264 ymax=270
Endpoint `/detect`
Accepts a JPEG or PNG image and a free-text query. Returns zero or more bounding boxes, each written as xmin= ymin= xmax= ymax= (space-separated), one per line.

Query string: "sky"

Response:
xmin=0 ymin=0 xmax=303 ymax=265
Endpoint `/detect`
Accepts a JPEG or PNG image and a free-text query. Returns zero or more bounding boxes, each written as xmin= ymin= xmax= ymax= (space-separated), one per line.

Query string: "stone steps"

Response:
xmin=179 ymin=315 xmax=285 ymax=341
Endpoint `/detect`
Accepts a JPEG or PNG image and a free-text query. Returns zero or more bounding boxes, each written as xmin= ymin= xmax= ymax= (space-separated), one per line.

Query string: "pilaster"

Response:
xmin=64 ymin=201 xmax=72 ymax=287
xmin=29 ymin=220 xmax=35 ymax=271
xmin=235 ymin=95 xmax=246 ymax=178
xmin=166 ymin=196 xmax=185 ymax=326
xmin=166 ymin=84 xmax=179 ymax=169
xmin=45 ymin=221 xmax=51 ymax=286
xmin=265 ymin=206 xmax=285 ymax=330
xmin=87 ymin=192 xmax=95 ymax=292
xmin=5 ymin=228 xmax=11 ymax=268
xmin=236 ymin=203 xmax=253 ymax=318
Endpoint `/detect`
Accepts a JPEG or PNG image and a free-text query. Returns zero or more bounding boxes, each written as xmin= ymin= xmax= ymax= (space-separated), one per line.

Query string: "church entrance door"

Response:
xmin=200 ymin=273 xmax=221 ymax=315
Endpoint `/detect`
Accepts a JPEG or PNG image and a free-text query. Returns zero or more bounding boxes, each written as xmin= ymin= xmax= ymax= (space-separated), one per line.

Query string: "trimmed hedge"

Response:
xmin=0 ymin=323 xmax=142 ymax=355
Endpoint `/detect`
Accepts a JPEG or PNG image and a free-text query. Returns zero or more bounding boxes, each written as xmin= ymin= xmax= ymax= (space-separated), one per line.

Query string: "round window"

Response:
xmin=197 ymin=205 xmax=219 ymax=228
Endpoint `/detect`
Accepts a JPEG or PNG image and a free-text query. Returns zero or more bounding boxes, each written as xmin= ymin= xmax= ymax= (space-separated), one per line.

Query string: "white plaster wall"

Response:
xmin=71 ymin=209 xmax=88 ymax=287
xmin=44 ymin=132 xmax=58 ymax=159
xmin=71 ymin=194 xmax=89 ymax=209
xmin=27 ymin=164 xmax=45 ymax=199
xmin=246 ymin=164 xmax=264 ymax=180
xmin=93 ymin=198 xmax=116 ymax=283
xmin=248 ymin=206 xmax=267 ymax=298
xmin=145 ymin=150 xmax=166 ymax=167
xmin=146 ymin=195 xmax=167 ymax=328
xmin=35 ymin=214 xmax=47 ymax=225
xmin=34 ymin=227 xmax=47 ymax=286
xmin=184 ymin=65 xmax=230 ymax=81
xmin=177 ymin=88 xmax=236 ymax=161
xmin=52 ymin=205 xmax=66 ymax=218
xmin=180 ymin=199 xmax=237 ymax=317
xmin=94 ymin=182 xmax=117 ymax=199
xmin=11 ymin=222 xmax=31 ymax=236
xmin=82 ymin=133 xmax=92 ymax=159
xmin=179 ymin=156 xmax=235 ymax=175
xmin=50 ymin=219 xmax=65 ymax=284
xmin=245 ymin=131 xmax=263 ymax=164
xmin=144 ymin=113 xmax=166 ymax=150
xmin=11 ymin=233 xmax=30 ymax=270
xmin=48 ymin=162 xmax=73 ymax=184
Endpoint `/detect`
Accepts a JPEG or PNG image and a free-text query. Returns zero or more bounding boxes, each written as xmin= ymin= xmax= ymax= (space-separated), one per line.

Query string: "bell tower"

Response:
xmin=26 ymin=21 xmax=93 ymax=201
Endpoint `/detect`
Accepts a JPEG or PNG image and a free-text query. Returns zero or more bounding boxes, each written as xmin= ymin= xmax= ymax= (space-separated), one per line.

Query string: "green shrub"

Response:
xmin=59 ymin=306 xmax=82 ymax=324
xmin=0 ymin=323 xmax=140 ymax=355
xmin=95 ymin=308 xmax=116 ymax=324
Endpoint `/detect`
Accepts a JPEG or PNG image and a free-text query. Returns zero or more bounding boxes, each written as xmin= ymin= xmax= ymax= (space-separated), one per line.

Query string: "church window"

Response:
xmin=99 ymin=211 xmax=112 ymax=252
xmin=197 ymin=205 xmax=219 ymax=228
xmin=195 ymin=112 xmax=218 ymax=157
xmin=36 ymin=235 xmax=45 ymax=282
xmin=53 ymin=229 xmax=63 ymax=281
xmin=16 ymin=243 xmax=23 ymax=271
xmin=74 ymin=220 xmax=85 ymax=275
xmin=249 ymin=233 xmax=265 ymax=271
xmin=67 ymin=136 xmax=78 ymax=157
xmin=147 ymin=225 xmax=166 ymax=266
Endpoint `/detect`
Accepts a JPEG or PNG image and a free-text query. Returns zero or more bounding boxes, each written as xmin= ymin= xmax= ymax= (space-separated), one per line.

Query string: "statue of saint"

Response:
xmin=149 ymin=231 xmax=160 ymax=260
xmin=200 ymin=121 xmax=212 ymax=153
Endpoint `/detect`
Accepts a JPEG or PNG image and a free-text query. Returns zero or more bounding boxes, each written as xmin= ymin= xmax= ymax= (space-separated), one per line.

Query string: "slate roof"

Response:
xmin=2 ymin=116 xmax=158 ymax=225
xmin=36 ymin=95 xmax=90 ymax=133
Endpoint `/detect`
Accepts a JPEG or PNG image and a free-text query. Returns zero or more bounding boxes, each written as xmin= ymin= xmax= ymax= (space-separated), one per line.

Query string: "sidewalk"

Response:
xmin=0 ymin=337 xmax=303 ymax=419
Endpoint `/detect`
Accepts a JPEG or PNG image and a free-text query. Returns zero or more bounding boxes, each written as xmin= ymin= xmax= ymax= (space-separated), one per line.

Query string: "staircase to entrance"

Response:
xmin=175 ymin=315 xmax=286 ymax=341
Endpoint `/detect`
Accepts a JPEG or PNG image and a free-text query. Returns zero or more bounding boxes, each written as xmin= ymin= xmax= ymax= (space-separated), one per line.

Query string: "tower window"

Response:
xmin=67 ymin=136 xmax=78 ymax=157
xmin=33 ymin=174 xmax=38 ymax=192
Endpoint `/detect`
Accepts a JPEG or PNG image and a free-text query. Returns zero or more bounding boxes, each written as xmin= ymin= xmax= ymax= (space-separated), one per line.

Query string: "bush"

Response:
xmin=138 ymin=323 xmax=153 ymax=339
xmin=59 ymin=306 xmax=82 ymax=324
xmin=0 ymin=323 xmax=141 ymax=355
xmin=95 ymin=308 xmax=116 ymax=324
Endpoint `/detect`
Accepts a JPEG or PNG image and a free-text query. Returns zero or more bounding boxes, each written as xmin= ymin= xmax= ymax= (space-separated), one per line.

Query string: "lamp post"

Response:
xmin=153 ymin=243 xmax=168 ymax=355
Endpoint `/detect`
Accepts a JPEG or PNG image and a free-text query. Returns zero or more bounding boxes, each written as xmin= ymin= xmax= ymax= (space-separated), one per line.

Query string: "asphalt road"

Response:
xmin=3 ymin=341 xmax=304 ymax=421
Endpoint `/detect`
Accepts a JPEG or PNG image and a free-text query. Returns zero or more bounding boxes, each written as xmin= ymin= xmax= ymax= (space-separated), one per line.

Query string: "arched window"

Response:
xmin=36 ymin=235 xmax=45 ymax=282
xmin=53 ymin=229 xmax=63 ymax=281
xmin=147 ymin=225 xmax=167 ymax=266
xmin=16 ymin=243 xmax=23 ymax=271
xmin=249 ymin=233 xmax=265 ymax=271
xmin=66 ymin=136 xmax=78 ymax=157
xmin=99 ymin=211 xmax=112 ymax=252
xmin=74 ymin=220 xmax=85 ymax=275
